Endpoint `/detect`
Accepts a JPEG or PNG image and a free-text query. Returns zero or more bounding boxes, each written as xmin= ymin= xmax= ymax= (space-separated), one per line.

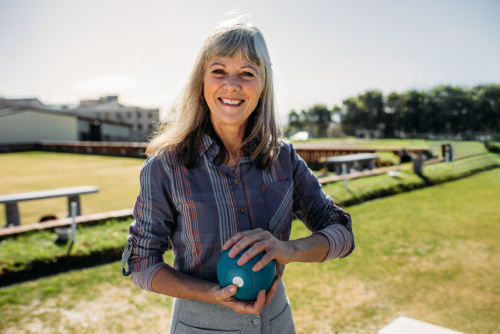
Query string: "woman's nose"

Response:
xmin=224 ymin=73 xmax=241 ymax=90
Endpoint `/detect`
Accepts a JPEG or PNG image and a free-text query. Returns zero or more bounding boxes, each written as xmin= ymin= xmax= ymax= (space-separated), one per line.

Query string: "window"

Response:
xmin=137 ymin=112 xmax=142 ymax=119
xmin=105 ymin=113 xmax=110 ymax=120
xmin=127 ymin=112 xmax=132 ymax=119
xmin=138 ymin=124 xmax=143 ymax=130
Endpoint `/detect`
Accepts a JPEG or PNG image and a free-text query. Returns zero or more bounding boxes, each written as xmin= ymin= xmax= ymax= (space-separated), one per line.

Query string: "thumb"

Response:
xmin=220 ymin=284 xmax=238 ymax=299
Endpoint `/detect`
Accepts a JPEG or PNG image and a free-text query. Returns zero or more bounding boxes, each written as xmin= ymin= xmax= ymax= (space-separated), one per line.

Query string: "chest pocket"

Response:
xmin=261 ymin=181 xmax=293 ymax=241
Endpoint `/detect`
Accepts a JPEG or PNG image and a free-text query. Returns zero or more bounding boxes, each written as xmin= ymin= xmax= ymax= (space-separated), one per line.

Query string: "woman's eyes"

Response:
xmin=211 ymin=69 xmax=255 ymax=78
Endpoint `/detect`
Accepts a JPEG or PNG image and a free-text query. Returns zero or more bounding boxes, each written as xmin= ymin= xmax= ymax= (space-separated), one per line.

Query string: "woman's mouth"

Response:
xmin=219 ymin=98 xmax=244 ymax=107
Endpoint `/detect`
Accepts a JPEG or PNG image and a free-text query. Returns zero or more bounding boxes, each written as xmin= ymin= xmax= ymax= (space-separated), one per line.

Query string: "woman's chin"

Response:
xmin=211 ymin=112 xmax=250 ymax=129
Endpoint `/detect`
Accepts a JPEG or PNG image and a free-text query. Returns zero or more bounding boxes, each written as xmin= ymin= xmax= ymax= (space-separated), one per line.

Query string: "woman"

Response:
xmin=122 ymin=16 xmax=354 ymax=334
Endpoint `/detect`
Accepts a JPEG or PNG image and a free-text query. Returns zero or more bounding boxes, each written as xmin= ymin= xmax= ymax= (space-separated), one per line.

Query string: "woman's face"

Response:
xmin=203 ymin=54 xmax=263 ymax=132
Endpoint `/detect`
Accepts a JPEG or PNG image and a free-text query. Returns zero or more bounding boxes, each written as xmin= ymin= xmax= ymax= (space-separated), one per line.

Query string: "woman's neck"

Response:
xmin=212 ymin=120 xmax=247 ymax=166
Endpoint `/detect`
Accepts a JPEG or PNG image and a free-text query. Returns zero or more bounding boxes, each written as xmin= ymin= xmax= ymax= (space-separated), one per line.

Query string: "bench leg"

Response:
xmin=67 ymin=195 xmax=81 ymax=216
xmin=369 ymin=159 xmax=375 ymax=170
xmin=5 ymin=203 xmax=20 ymax=227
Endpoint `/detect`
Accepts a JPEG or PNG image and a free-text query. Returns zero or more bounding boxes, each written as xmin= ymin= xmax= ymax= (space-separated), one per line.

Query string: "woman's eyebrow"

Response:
xmin=242 ymin=65 xmax=259 ymax=72
xmin=209 ymin=62 xmax=226 ymax=68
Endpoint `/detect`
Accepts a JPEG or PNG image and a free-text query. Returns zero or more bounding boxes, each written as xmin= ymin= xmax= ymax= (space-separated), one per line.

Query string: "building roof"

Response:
xmin=0 ymin=106 xmax=76 ymax=118
xmin=0 ymin=98 xmax=45 ymax=110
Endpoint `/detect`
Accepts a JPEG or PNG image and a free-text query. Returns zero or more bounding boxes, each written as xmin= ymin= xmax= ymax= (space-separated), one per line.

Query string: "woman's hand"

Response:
xmin=210 ymin=273 xmax=282 ymax=314
xmin=222 ymin=228 xmax=295 ymax=271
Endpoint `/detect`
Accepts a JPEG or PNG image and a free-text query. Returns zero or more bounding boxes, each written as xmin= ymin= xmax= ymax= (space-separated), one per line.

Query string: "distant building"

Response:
xmin=0 ymin=95 xmax=159 ymax=142
xmin=70 ymin=96 xmax=159 ymax=142
xmin=0 ymin=97 xmax=45 ymax=110
xmin=0 ymin=107 xmax=131 ymax=144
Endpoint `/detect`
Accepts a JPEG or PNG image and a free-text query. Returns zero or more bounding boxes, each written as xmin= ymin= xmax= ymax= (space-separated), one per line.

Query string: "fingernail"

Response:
xmin=230 ymin=286 xmax=236 ymax=293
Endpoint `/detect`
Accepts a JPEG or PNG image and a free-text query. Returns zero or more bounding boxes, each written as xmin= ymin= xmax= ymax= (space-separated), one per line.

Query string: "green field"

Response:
xmin=0 ymin=152 xmax=145 ymax=226
xmin=1 ymin=169 xmax=499 ymax=334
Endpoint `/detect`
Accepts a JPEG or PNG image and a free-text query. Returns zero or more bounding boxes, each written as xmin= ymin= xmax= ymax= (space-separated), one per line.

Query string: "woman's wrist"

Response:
xmin=284 ymin=233 xmax=330 ymax=263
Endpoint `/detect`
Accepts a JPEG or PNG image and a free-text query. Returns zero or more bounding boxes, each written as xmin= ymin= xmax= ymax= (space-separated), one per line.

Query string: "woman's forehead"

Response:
xmin=206 ymin=55 xmax=260 ymax=73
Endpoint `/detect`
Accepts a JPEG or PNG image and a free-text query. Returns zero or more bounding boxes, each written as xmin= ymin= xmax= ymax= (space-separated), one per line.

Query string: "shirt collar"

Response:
xmin=198 ymin=133 xmax=216 ymax=156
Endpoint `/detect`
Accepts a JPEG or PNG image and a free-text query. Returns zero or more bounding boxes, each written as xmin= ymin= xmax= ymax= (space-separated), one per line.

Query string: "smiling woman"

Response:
xmin=204 ymin=55 xmax=262 ymax=127
xmin=122 ymin=15 xmax=354 ymax=334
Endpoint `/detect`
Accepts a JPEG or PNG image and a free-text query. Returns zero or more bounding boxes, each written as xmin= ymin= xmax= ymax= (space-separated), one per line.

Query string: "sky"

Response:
xmin=0 ymin=0 xmax=499 ymax=123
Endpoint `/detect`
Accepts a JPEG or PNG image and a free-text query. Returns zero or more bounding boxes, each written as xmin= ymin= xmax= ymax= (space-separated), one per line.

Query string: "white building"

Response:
xmin=70 ymin=96 xmax=159 ymax=142
xmin=0 ymin=107 xmax=131 ymax=144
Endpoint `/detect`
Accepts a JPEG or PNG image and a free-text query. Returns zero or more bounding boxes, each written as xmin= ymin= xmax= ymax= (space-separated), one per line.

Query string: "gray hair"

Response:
xmin=146 ymin=15 xmax=281 ymax=168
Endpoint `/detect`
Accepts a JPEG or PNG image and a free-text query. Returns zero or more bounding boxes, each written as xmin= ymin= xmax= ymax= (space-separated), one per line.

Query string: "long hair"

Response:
xmin=146 ymin=15 xmax=282 ymax=168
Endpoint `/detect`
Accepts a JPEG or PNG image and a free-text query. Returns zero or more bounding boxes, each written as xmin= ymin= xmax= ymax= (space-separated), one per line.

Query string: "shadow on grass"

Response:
xmin=415 ymin=172 xmax=432 ymax=185
xmin=0 ymin=247 xmax=124 ymax=288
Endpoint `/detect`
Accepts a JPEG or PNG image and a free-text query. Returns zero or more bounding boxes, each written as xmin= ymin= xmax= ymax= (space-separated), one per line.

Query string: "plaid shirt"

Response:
xmin=122 ymin=135 xmax=354 ymax=283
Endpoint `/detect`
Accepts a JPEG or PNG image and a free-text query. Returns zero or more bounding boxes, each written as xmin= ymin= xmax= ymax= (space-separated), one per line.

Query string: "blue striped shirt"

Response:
xmin=122 ymin=135 xmax=354 ymax=283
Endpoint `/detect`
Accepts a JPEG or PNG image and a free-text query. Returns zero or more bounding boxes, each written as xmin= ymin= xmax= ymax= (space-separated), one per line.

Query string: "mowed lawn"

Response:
xmin=0 ymin=152 xmax=145 ymax=226
xmin=1 ymin=169 xmax=499 ymax=334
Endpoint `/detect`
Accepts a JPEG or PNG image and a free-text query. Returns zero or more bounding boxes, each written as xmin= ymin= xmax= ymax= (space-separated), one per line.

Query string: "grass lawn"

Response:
xmin=322 ymin=152 xmax=500 ymax=207
xmin=0 ymin=218 xmax=134 ymax=285
xmin=0 ymin=152 xmax=145 ymax=226
xmin=1 ymin=169 xmax=499 ymax=333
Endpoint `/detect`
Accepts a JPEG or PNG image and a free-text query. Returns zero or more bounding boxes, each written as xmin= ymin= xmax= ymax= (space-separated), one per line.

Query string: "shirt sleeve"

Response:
xmin=289 ymin=143 xmax=355 ymax=258
xmin=314 ymin=224 xmax=353 ymax=261
xmin=122 ymin=153 xmax=175 ymax=276
xmin=130 ymin=262 xmax=168 ymax=292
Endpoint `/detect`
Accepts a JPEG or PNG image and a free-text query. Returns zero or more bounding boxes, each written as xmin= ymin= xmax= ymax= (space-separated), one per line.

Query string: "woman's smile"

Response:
xmin=219 ymin=97 xmax=244 ymax=106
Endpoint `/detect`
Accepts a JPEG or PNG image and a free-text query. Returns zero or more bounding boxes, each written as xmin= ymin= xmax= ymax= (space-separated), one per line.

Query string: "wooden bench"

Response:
xmin=320 ymin=153 xmax=379 ymax=175
xmin=0 ymin=186 xmax=99 ymax=227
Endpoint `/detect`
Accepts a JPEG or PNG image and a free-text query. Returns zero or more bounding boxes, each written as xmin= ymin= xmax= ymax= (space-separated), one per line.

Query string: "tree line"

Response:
xmin=286 ymin=84 xmax=500 ymax=139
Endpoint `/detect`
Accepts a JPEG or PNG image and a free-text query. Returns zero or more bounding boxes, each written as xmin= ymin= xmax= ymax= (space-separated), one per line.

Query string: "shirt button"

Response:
xmin=240 ymin=208 xmax=246 ymax=214
xmin=234 ymin=179 xmax=240 ymax=185
xmin=253 ymin=319 xmax=260 ymax=325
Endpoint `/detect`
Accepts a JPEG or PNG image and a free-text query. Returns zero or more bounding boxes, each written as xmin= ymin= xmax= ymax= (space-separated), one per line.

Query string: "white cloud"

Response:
xmin=73 ymin=75 xmax=138 ymax=93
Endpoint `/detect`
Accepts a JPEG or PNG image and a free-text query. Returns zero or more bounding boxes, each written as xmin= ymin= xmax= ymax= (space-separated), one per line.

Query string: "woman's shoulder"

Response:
xmin=276 ymin=139 xmax=295 ymax=157
xmin=141 ymin=147 xmax=182 ymax=175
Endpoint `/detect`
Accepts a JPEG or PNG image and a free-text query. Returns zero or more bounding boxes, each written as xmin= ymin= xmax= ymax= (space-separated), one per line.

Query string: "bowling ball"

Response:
xmin=217 ymin=246 xmax=276 ymax=301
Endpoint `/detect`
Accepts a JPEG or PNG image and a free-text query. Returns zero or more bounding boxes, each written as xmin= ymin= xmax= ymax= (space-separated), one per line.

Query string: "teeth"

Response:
xmin=221 ymin=98 xmax=242 ymax=105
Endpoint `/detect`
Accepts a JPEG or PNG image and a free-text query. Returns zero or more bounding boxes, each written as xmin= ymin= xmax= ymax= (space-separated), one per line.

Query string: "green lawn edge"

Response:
xmin=2 ymin=153 xmax=499 ymax=286
xmin=0 ymin=219 xmax=134 ymax=286
xmin=323 ymin=152 xmax=500 ymax=207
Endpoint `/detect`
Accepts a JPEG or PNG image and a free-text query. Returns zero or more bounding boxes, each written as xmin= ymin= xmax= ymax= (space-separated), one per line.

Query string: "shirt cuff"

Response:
xmin=130 ymin=262 xmax=168 ymax=293
xmin=314 ymin=224 xmax=353 ymax=262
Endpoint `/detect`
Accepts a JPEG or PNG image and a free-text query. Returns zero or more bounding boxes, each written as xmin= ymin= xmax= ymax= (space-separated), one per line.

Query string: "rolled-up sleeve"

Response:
xmin=289 ymin=144 xmax=355 ymax=258
xmin=122 ymin=153 xmax=175 ymax=276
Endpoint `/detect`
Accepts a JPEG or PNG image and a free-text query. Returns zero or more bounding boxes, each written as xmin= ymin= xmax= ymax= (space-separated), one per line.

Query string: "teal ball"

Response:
xmin=217 ymin=247 xmax=276 ymax=301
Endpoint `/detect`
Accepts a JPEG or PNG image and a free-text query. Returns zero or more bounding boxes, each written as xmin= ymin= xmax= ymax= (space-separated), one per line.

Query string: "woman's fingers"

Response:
xmin=251 ymin=247 xmax=278 ymax=271
xmin=246 ymin=289 xmax=266 ymax=313
xmin=237 ymin=240 xmax=269 ymax=266
xmin=222 ymin=229 xmax=258 ymax=251
xmin=264 ymin=275 xmax=281 ymax=306
xmin=224 ymin=229 xmax=266 ymax=256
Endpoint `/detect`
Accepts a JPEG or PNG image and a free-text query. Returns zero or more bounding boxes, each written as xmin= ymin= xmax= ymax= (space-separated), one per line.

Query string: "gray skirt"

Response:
xmin=169 ymin=280 xmax=296 ymax=334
